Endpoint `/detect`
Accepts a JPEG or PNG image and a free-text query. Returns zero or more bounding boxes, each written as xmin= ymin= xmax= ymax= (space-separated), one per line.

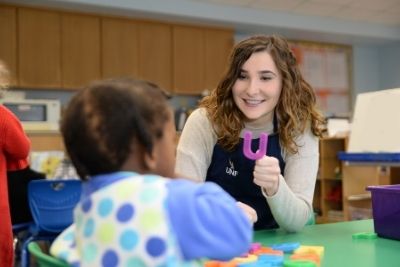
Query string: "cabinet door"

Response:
xmin=173 ymin=25 xmax=204 ymax=94
xmin=204 ymin=28 xmax=233 ymax=92
xmin=62 ymin=14 xmax=100 ymax=89
xmin=28 ymin=133 xmax=64 ymax=151
xmin=138 ymin=22 xmax=172 ymax=91
xmin=102 ymin=18 xmax=139 ymax=79
xmin=18 ymin=8 xmax=61 ymax=88
xmin=0 ymin=6 xmax=17 ymax=86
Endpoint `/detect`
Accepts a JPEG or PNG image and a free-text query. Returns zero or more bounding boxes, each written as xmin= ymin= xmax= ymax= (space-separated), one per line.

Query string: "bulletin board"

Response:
xmin=289 ymin=40 xmax=352 ymax=117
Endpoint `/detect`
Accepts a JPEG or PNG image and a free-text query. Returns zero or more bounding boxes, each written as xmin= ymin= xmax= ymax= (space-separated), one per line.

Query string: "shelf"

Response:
xmin=316 ymin=137 xmax=346 ymax=223
xmin=326 ymin=210 xmax=344 ymax=222
xmin=342 ymin=164 xmax=400 ymax=220
xmin=347 ymin=193 xmax=371 ymax=201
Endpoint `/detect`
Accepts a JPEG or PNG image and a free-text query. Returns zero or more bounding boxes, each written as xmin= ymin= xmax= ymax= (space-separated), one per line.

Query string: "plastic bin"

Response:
xmin=366 ymin=184 xmax=400 ymax=240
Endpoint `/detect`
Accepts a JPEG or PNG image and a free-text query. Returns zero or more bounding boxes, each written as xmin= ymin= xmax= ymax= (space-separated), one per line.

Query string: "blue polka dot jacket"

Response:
xmin=50 ymin=171 xmax=252 ymax=267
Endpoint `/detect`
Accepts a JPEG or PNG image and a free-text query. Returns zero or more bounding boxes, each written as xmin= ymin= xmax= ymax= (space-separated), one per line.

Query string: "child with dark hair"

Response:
xmin=50 ymin=78 xmax=252 ymax=266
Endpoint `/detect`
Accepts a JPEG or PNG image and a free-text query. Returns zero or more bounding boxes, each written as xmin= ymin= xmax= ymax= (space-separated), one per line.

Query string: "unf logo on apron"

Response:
xmin=225 ymin=159 xmax=238 ymax=177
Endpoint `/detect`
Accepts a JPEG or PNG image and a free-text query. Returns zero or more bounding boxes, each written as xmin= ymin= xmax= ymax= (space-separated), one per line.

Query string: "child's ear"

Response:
xmin=143 ymin=149 xmax=158 ymax=171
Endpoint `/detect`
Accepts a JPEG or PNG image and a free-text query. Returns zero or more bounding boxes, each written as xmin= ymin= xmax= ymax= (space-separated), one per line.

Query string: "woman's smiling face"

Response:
xmin=232 ymin=51 xmax=282 ymax=127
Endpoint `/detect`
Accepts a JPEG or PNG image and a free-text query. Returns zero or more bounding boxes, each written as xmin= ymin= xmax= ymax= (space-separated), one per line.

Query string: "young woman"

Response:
xmin=176 ymin=35 xmax=325 ymax=231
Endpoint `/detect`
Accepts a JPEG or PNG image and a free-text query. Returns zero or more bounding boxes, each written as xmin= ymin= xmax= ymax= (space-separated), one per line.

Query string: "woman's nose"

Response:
xmin=246 ymin=79 xmax=259 ymax=96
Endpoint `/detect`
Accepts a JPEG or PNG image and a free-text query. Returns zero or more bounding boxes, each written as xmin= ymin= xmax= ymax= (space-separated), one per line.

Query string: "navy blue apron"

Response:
xmin=206 ymin=120 xmax=285 ymax=230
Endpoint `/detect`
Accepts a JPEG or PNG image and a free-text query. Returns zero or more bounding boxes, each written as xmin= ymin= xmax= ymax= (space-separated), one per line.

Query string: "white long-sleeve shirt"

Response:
xmin=175 ymin=108 xmax=319 ymax=232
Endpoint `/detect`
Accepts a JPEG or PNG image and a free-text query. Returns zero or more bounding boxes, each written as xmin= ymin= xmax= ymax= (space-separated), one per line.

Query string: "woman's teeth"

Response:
xmin=245 ymin=99 xmax=263 ymax=105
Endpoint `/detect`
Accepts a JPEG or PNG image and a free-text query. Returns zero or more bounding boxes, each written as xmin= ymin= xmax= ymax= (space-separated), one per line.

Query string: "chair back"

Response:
xmin=28 ymin=179 xmax=82 ymax=233
xmin=8 ymin=167 xmax=45 ymax=224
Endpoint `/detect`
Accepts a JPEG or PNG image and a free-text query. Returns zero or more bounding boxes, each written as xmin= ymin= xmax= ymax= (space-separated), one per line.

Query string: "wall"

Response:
xmin=379 ymin=43 xmax=400 ymax=90
xmin=352 ymin=45 xmax=381 ymax=105
xmin=352 ymin=42 xmax=400 ymax=110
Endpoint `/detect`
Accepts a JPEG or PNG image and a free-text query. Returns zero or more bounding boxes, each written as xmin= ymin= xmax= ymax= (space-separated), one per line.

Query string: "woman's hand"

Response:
xmin=253 ymin=155 xmax=281 ymax=196
xmin=237 ymin=201 xmax=258 ymax=224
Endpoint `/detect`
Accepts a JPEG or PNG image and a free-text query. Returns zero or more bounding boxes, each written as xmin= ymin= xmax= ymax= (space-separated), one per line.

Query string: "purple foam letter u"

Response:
xmin=243 ymin=130 xmax=268 ymax=160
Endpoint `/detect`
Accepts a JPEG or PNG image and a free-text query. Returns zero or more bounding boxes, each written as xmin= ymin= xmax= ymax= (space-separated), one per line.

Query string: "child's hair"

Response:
xmin=61 ymin=78 xmax=171 ymax=180
xmin=0 ymin=60 xmax=10 ymax=98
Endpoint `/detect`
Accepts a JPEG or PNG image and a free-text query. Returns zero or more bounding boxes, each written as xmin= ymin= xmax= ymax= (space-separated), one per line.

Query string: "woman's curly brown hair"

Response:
xmin=200 ymin=35 xmax=325 ymax=154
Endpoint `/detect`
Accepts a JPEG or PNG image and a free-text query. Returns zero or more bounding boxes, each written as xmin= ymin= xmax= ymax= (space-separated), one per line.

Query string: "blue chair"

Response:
xmin=21 ymin=179 xmax=82 ymax=267
xmin=8 ymin=167 xmax=46 ymax=263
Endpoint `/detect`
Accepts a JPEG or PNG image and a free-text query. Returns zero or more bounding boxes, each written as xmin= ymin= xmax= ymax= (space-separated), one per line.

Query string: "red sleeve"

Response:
xmin=0 ymin=106 xmax=31 ymax=165
xmin=7 ymin=159 xmax=29 ymax=171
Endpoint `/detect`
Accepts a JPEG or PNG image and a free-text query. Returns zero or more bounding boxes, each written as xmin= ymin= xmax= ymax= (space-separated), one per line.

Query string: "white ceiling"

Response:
xmin=189 ymin=0 xmax=400 ymax=27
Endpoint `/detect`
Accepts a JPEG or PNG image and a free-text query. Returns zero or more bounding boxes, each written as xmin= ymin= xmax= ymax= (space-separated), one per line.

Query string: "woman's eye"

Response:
xmin=261 ymin=76 xmax=272 ymax=81
xmin=238 ymin=74 xmax=247 ymax=80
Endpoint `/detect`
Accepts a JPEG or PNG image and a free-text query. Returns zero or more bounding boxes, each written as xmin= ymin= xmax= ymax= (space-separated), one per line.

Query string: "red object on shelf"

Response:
xmin=326 ymin=186 xmax=342 ymax=202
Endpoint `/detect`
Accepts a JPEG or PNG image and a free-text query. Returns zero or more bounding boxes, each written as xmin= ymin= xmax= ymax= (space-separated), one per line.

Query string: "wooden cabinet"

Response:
xmin=102 ymin=19 xmax=172 ymax=90
xmin=17 ymin=8 xmax=101 ymax=89
xmin=0 ymin=6 xmax=17 ymax=85
xmin=138 ymin=22 xmax=172 ymax=91
xmin=62 ymin=14 xmax=101 ymax=89
xmin=315 ymin=137 xmax=346 ymax=223
xmin=28 ymin=132 xmax=64 ymax=151
xmin=18 ymin=8 xmax=61 ymax=88
xmin=173 ymin=25 xmax=233 ymax=94
xmin=102 ymin=18 xmax=139 ymax=79
xmin=103 ymin=21 xmax=231 ymax=94
xmin=204 ymin=28 xmax=233 ymax=91
xmin=1 ymin=3 xmax=233 ymax=93
xmin=173 ymin=25 xmax=205 ymax=94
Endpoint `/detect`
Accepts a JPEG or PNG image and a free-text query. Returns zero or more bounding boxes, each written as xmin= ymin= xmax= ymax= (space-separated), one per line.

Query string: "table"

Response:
xmin=253 ymin=220 xmax=400 ymax=267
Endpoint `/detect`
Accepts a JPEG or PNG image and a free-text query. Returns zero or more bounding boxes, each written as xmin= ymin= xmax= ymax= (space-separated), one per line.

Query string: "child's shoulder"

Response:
xmin=86 ymin=174 xmax=171 ymax=205
xmin=166 ymin=179 xmax=230 ymax=198
xmin=112 ymin=173 xmax=167 ymax=187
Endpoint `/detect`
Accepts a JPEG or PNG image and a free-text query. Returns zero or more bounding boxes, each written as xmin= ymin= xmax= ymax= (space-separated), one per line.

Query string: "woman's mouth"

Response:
xmin=243 ymin=99 xmax=264 ymax=106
